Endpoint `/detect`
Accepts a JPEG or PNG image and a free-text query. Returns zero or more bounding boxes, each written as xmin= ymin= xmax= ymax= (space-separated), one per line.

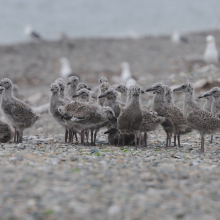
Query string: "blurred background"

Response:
xmin=0 ymin=0 xmax=220 ymax=96
xmin=1 ymin=0 xmax=220 ymax=44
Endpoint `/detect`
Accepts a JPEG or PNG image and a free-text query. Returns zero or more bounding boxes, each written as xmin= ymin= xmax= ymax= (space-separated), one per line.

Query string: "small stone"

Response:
xmin=90 ymin=147 xmax=100 ymax=154
xmin=70 ymin=156 xmax=78 ymax=161
xmin=108 ymin=205 xmax=121 ymax=216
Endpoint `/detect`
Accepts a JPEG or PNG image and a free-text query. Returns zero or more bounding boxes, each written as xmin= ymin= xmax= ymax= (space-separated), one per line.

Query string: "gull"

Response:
xmin=204 ymin=35 xmax=219 ymax=65
xmin=24 ymin=24 xmax=41 ymax=40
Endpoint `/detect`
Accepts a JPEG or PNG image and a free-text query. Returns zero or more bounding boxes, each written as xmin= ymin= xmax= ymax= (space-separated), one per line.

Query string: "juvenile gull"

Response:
xmin=0 ymin=78 xmax=40 ymax=143
xmin=99 ymin=77 xmax=108 ymax=84
xmin=173 ymin=83 xmax=220 ymax=153
xmin=164 ymin=85 xmax=192 ymax=146
xmin=117 ymin=85 xmax=143 ymax=148
xmin=0 ymin=87 xmax=13 ymax=143
xmin=104 ymin=127 xmax=135 ymax=146
xmin=199 ymin=87 xmax=220 ymax=143
xmin=73 ymin=88 xmax=91 ymax=103
xmin=76 ymin=83 xmax=91 ymax=92
xmin=49 ymin=83 xmax=71 ymax=143
xmin=54 ymin=78 xmax=66 ymax=99
xmin=65 ymin=76 xmax=80 ymax=99
xmin=204 ymin=35 xmax=219 ymax=65
xmin=97 ymin=82 xmax=109 ymax=106
xmin=115 ymin=83 xmax=128 ymax=103
xmin=146 ymin=83 xmax=192 ymax=147
xmin=58 ymin=102 xmax=117 ymax=145
xmin=98 ymin=88 xmax=121 ymax=118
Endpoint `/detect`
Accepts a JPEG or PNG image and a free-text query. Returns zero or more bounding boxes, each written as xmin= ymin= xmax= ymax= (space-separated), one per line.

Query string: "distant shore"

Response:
xmin=0 ymin=29 xmax=220 ymax=88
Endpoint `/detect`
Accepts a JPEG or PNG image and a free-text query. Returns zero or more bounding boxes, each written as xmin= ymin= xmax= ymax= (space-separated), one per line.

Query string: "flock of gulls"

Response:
xmin=0 ymin=31 xmax=219 ymax=154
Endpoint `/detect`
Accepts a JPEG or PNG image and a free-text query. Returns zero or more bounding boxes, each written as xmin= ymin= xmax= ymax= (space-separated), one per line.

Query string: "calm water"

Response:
xmin=1 ymin=0 xmax=220 ymax=44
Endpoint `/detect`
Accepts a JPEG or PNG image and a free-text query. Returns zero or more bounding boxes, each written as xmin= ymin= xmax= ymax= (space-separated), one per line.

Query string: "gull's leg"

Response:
xmin=14 ymin=128 xmax=17 ymax=143
xmin=143 ymin=132 xmax=146 ymax=147
xmin=65 ymin=127 xmax=68 ymax=143
xmin=19 ymin=131 xmax=23 ymax=143
xmin=178 ymin=134 xmax=181 ymax=147
xmin=174 ymin=135 xmax=176 ymax=146
xmin=17 ymin=131 xmax=20 ymax=143
xmin=91 ymin=131 xmax=94 ymax=145
xmin=74 ymin=132 xmax=78 ymax=142
xmin=121 ymin=134 xmax=125 ymax=146
xmin=165 ymin=132 xmax=168 ymax=147
xmin=139 ymin=132 xmax=141 ymax=148
xmin=135 ymin=134 xmax=137 ymax=150
xmin=69 ymin=129 xmax=72 ymax=144
xmin=145 ymin=132 xmax=148 ymax=148
xmin=93 ymin=131 xmax=97 ymax=145
xmin=117 ymin=134 xmax=121 ymax=146
xmin=85 ymin=130 xmax=89 ymax=144
xmin=81 ymin=131 xmax=84 ymax=145
xmin=201 ymin=136 xmax=205 ymax=153
xmin=211 ymin=135 xmax=213 ymax=143
xmin=169 ymin=133 xmax=172 ymax=148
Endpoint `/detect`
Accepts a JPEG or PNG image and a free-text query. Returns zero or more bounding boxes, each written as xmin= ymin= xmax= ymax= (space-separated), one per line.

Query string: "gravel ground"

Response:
xmin=1 ymin=30 xmax=220 ymax=219
xmin=1 ymin=119 xmax=220 ymax=220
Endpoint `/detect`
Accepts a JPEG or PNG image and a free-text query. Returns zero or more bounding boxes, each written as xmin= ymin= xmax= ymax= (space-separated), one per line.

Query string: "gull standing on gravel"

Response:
xmin=58 ymin=102 xmax=117 ymax=145
xmin=0 ymin=78 xmax=40 ymax=143
xmin=24 ymin=24 xmax=41 ymax=40
xmin=204 ymin=35 xmax=219 ymax=65
xmin=171 ymin=31 xmax=188 ymax=44
xmin=49 ymin=83 xmax=72 ymax=143
xmin=117 ymin=85 xmax=143 ymax=149
xmin=0 ymin=86 xmax=13 ymax=143
xmin=173 ymin=83 xmax=220 ymax=153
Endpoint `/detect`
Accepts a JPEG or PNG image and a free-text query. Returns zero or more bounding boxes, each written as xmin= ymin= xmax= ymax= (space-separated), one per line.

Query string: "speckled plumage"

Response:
xmin=173 ymin=83 xmax=220 ymax=153
xmin=76 ymin=83 xmax=91 ymax=92
xmin=99 ymin=77 xmax=108 ymax=84
xmin=117 ymin=85 xmax=143 ymax=148
xmin=58 ymin=102 xmax=117 ymax=145
xmin=146 ymin=83 xmax=192 ymax=147
xmin=164 ymin=85 xmax=192 ymax=146
xmin=0 ymin=78 xmax=40 ymax=143
xmin=73 ymin=88 xmax=91 ymax=103
xmin=140 ymin=106 xmax=165 ymax=147
xmin=98 ymin=88 xmax=121 ymax=118
xmin=115 ymin=83 xmax=128 ymax=103
xmin=0 ymin=87 xmax=13 ymax=143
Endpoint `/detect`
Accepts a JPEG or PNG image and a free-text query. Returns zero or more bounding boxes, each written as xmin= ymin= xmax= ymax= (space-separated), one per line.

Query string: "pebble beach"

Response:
xmin=1 ymin=30 xmax=220 ymax=219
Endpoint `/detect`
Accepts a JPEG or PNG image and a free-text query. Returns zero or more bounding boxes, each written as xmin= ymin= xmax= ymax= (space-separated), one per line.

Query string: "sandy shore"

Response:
xmin=1 ymin=29 xmax=220 ymax=219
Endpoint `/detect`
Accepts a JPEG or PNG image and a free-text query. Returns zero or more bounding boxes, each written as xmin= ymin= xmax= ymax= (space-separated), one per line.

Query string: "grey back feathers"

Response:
xmin=118 ymin=85 xmax=143 ymax=135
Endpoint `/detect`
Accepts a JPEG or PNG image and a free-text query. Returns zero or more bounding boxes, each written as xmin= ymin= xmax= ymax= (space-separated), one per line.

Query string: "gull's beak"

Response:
xmin=104 ymin=130 xmax=110 ymax=134
xmin=98 ymin=94 xmax=106 ymax=98
xmin=203 ymin=93 xmax=210 ymax=97
xmin=198 ymin=96 xmax=204 ymax=99
xmin=72 ymin=94 xmax=80 ymax=98
xmin=145 ymin=88 xmax=156 ymax=92
xmin=173 ymin=87 xmax=182 ymax=92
